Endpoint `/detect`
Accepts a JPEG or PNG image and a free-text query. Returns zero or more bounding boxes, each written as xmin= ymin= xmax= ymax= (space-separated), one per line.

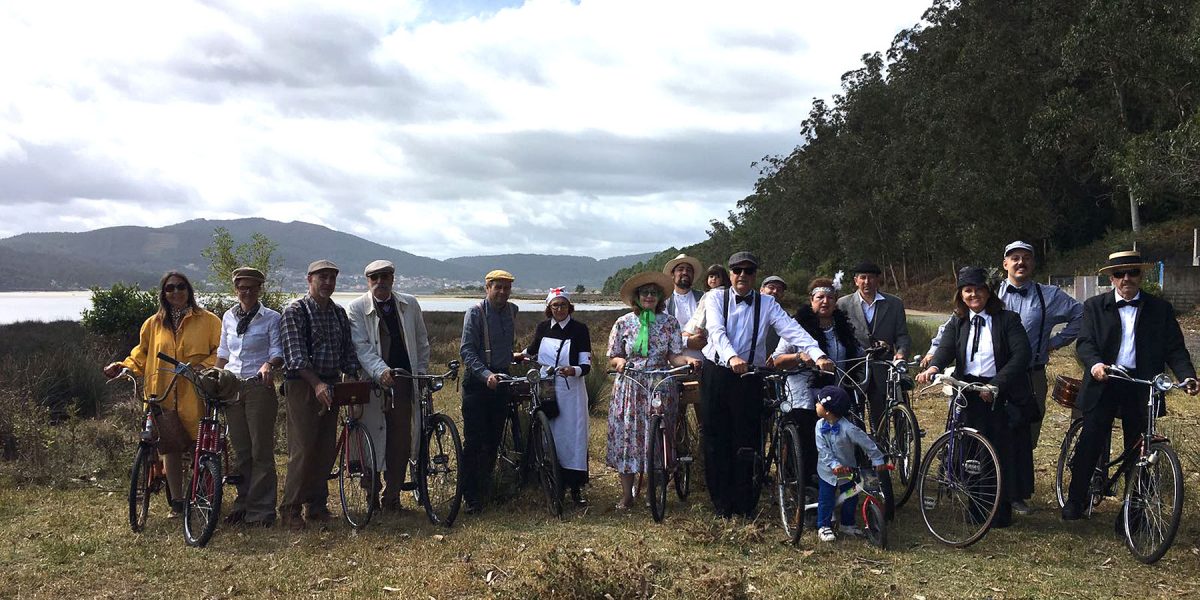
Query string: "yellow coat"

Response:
xmin=120 ymin=309 xmax=222 ymax=441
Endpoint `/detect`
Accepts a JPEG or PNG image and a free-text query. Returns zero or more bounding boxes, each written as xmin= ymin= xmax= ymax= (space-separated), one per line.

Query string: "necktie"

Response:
xmin=1116 ymin=298 xmax=1141 ymax=308
xmin=819 ymin=421 xmax=841 ymax=435
xmin=1008 ymin=284 xmax=1029 ymax=297
xmin=735 ymin=294 xmax=753 ymax=305
xmin=970 ymin=315 xmax=983 ymax=362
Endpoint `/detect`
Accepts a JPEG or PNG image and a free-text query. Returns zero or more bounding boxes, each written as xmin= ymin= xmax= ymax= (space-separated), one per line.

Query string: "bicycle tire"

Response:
xmin=775 ymin=423 xmax=806 ymax=545
xmin=862 ymin=495 xmax=888 ymax=549
xmin=1054 ymin=418 xmax=1085 ymax=509
xmin=128 ymin=444 xmax=154 ymax=533
xmin=183 ymin=453 xmax=223 ymax=547
xmin=337 ymin=421 xmax=378 ymax=530
xmin=917 ymin=428 xmax=1001 ymax=548
xmin=1123 ymin=441 xmax=1184 ymax=564
xmin=647 ymin=414 xmax=670 ymax=522
xmin=419 ymin=413 xmax=463 ymax=527
xmin=879 ymin=403 xmax=920 ymax=510
xmin=494 ymin=410 xmax=525 ymax=498
xmin=674 ymin=407 xmax=692 ymax=500
xmin=532 ymin=411 xmax=563 ymax=517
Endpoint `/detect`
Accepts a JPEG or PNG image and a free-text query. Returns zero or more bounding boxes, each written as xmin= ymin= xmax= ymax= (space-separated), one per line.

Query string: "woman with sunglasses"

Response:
xmin=521 ymin=288 xmax=593 ymax=505
xmin=606 ymin=272 xmax=702 ymax=509
xmin=104 ymin=271 xmax=222 ymax=516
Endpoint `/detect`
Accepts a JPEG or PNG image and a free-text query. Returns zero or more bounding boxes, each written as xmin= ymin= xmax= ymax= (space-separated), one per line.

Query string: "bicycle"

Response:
xmin=914 ymin=374 xmax=1003 ymax=548
xmin=1054 ymin=366 xmax=1191 ymax=563
xmin=805 ymin=465 xmax=895 ymax=549
xmin=741 ymin=365 xmax=810 ymax=544
xmin=495 ymin=360 xmax=564 ymax=517
xmin=389 ymin=361 xmax=464 ymax=527
xmin=607 ymin=364 xmax=694 ymax=522
xmin=327 ymin=380 xmax=378 ymax=530
xmin=839 ymin=343 xmax=922 ymax=509
xmin=110 ymin=368 xmax=173 ymax=533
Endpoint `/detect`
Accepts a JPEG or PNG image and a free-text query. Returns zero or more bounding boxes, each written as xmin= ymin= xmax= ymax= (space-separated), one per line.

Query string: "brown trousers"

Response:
xmin=382 ymin=384 xmax=415 ymax=499
xmin=279 ymin=381 xmax=339 ymax=516
xmin=226 ymin=380 xmax=278 ymax=521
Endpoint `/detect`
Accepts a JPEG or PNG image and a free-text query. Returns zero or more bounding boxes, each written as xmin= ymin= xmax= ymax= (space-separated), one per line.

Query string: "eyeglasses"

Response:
xmin=163 ymin=284 xmax=188 ymax=293
xmin=367 ymin=273 xmax=391 ymax=281
xmin=730 ymin=266 xmax=757 ymax=276
xmin=1112 ymin=269 xmax=1141 ymax=279
xmin=236 ymin=285 xmax=261 ymax=293
xmin=549 ymin=303 xmax=570 ymax=310
xmin=638 ymin=289 xmax=660 ymax=297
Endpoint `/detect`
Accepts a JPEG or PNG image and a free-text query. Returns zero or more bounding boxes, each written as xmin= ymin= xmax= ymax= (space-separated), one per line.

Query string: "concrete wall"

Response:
xmin=1163 ymin=266 xmax=1200 ymax=311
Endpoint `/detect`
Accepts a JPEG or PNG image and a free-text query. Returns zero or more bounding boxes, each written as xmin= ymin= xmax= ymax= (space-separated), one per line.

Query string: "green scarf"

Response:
xmin=634 ymin=309 xmax=655 ymax=357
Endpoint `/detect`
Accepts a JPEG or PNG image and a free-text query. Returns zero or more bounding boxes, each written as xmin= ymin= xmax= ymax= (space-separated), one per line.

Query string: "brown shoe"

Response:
xmin=305 ymin=507 xmax=333 ymax=526
xmin=280 ymin=512 xmax=305 ymax=531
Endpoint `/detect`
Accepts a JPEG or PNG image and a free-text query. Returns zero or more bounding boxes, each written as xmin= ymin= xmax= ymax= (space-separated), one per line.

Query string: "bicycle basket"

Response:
xmin=1052 ymin=375 xmax=1081 ymax=409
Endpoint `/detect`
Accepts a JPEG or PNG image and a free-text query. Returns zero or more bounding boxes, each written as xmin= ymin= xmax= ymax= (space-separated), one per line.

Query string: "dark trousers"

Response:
xmin=702 ymin=360 xmax=764 ymax=518
xmin=460 ymin=381 xmax=510 ymax=504
xmin=959 ymin=375 xmax=1017 ymax=528
xmin=792 ymin=408 xmax=819 ymax=489
xmin=817 ymin=479 xmax=856 ymax=528
xmin=382 ymin=385 xmax=414 ymax=500
xmin=280 ymin=380 xmax=339 ymax=517
xmin=1066 ymin=379 xmax=1148 ymax=509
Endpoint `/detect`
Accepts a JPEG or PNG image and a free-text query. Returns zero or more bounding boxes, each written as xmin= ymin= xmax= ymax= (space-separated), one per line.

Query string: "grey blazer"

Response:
xmin=836 ymin=291 xmax=912 ymax=355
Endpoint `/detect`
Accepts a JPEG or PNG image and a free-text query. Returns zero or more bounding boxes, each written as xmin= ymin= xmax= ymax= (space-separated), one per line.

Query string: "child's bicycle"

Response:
xmin=807 ymin=465 xmax=895 ymax=549
xmin=110 ymin=368 xmax=173 ymax=533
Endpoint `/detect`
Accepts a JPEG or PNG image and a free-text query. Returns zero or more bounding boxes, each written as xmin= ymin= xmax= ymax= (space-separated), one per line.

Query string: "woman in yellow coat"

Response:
xmin=104 ymin=271 xmax=222 ymax=515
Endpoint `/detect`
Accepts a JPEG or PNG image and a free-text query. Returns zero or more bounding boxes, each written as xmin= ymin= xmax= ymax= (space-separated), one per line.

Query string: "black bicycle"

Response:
xmin=743 ymin=365 xmax=810 ymax=544
xmin=390 ymin=361 xmax=464 ymax=527
xmin=495 ymin=360 xmax=564 ymax=517
xmin=1055 ymin=366 xmax=1191 ymax=563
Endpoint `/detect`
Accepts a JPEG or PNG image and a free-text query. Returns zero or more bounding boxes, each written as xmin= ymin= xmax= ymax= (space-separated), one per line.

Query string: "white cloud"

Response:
xmin=0 ymin=0 xmax=929 ymax=258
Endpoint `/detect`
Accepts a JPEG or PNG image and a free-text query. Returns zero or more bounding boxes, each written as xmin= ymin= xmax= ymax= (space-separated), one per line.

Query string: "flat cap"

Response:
xmin=1003 ymin=240 xmax=1035 ymax=257
xmin=727 ymin=251 xmax=759 ymax=267
xmin=307 ymin=259 xmax=339 ymax=275
xmin=761 ymin=275 xmax=787 ymax=290
xmin=364 ymin=259 xmax=395 ymax=277
xmin=956 ymin=266 xmax=987 ymax=288
xmin=231 ymin=266 xmax=265 ymax=285
xmin=485 ymin=269 xmax=515 ymax=282
xmin=852 ymin=261 xmax=882 ymax=275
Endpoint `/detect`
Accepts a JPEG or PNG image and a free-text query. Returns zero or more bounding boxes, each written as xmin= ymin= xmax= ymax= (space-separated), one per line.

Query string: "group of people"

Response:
xmin=103 ymin=242 xmax=1199 ymax=543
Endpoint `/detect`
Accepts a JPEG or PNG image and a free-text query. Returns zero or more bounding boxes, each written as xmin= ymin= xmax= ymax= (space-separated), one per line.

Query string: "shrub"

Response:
xmin=81 ymin=282 xmax=157 ymax=344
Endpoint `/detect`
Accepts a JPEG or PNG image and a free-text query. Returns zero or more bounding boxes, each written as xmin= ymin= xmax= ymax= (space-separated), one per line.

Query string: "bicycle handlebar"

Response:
xmin=388 ymin=360 xmax=462 ymax=382
xmin=739 ymin=365 xmax=809 ymax=379
xmin=608 ymin=364 xmax=694 ymax=378
xmin=1103 ymin=365 xmax=1195 ymax=392
xmin=923 ymin=374 xmax=998 ymax=396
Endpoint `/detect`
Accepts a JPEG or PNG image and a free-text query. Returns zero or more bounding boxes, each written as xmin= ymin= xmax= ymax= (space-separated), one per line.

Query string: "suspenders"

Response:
xmin=722 ymin=288 xmax=762 ymax=365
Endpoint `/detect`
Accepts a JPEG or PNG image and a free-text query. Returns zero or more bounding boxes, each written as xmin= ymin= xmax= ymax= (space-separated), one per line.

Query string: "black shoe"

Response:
xmin=1061 ymin=503 xmax=1083 ymax=521
xmin=464 ymin=500 xmax=483 ymax=515
xmin=570 ymin=488 xmax=588 ymax=506
xmin=224 ymin=508 xmax=246 ymax=525
xmin=246 ymin=516 xmax=276 ymax=528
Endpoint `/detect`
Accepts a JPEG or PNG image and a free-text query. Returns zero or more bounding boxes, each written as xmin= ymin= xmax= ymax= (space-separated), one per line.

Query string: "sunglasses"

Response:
xmin=638 ymin=289 xmax=661 ymax=297
xmin=1112 ymin=269 xmax=1141 ymax=279
xmin=730 ymin=266 xmax=757 ymax=276
xmin=163 ymin=283 xmax=189 ymax=293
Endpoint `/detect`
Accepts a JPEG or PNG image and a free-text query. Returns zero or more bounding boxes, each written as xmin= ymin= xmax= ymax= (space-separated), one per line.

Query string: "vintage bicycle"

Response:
xmin=389 ymin=360 xmax=464 ymax=527
xmin=495 ymin=360 xmax=564 ymax=516
xmin=741 ymin=365 xmax=810 ymax=543
xmin=1054 ymin=366 xmax=1192 ymax=563
xmin=110 ymin=368 xmax=173 ymax=533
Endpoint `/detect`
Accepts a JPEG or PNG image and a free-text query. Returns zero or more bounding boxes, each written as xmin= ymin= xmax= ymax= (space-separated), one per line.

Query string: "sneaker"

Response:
xmin=818 ymin=527 xmax=836 ymax=542
xmin=840 ymin=525 xmax=862 ymax=536
xmin=1012 ymin=500 xmax=1036 ymax=515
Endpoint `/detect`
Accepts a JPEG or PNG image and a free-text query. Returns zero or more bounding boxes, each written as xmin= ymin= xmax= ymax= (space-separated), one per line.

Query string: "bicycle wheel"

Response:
xmin=673 ymin=407 xmax=693 ymax=500
xmin=775 ymin=424 xmax=806 ymax=545
xmin=1123 ymin=441 xmax=1184 ymax=564
xmin=879 ymin=403 xmax=920 ymax=509
xmin=647 ymin=414 xmax=670 ymax=522
xmin=1054 ymin=418 xmax=1084 ymax=509
xmin=128 ymin=445 xmax=154 ymax=533
xmin=917 ymin=429 xmax=1001 ymax=548
xmin=862 ymin=495 xmax=888 ymax=549
xmin=419 ymin=413 xmax=463 ymax=527
xmin=532 ymin=411 xmax=563 ymax=517
xmin=183 ymin=454 xmax=223 ymax=547
xmin=494 ymin=410 xmax=525 ymax=498
xmin=337 ymin=421 xmax=378 ymax=530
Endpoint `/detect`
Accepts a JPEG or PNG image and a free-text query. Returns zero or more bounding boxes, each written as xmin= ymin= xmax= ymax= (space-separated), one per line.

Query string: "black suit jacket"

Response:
xmin=1074 ymin=292 xmax=1196 ymax=413
xmin=930 ymin=309 xmax=1033 ymax=409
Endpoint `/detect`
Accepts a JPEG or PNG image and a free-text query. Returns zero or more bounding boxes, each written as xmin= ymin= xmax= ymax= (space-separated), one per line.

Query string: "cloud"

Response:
xmin=0 ymin=0 xmax=930 ymax=258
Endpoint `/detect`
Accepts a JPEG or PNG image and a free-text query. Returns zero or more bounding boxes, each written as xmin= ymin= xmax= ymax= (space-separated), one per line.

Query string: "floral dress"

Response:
xmin=605 ymin=311 xmax=683 ymax=473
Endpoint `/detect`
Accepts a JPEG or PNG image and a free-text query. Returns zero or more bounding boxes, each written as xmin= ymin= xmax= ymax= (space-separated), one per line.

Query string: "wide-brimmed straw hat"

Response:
xmin=663 ymin=253 xmax=703 ymax=277
xmin=1098 ymin=250 xmax=1153 ymax=276
xmin=619 ymin=271 xmax=673 ymax=309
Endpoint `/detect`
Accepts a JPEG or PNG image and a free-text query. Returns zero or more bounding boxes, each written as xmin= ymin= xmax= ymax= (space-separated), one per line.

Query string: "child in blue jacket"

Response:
xmin=814 ymin=385 xmax=886 ymax=542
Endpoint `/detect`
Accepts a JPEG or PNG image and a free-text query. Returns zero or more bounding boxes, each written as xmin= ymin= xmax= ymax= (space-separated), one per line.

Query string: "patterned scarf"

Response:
xmin=634 ymin=309 xmax=655 ymax=357
xmin=169 ymin=306 xmax=190 ymax=334
xmin=235 ymin=303 xmax=260 ymax=336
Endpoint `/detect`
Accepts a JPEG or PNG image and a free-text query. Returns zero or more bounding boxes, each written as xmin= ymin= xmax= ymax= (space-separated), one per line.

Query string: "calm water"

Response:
xmin=0 ymin=291 xmax=623 ymax=325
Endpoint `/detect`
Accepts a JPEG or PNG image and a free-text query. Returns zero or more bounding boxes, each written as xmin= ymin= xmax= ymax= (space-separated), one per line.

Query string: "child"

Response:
xmin=814 ymin=385 xmax=886 ymax=542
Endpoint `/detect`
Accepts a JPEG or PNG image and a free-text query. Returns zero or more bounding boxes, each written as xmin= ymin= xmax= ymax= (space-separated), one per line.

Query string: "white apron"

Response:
xmin=536 ymin=336 xmax=589 ymax=471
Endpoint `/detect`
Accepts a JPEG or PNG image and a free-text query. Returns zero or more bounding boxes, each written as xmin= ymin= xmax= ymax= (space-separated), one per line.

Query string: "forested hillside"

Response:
xmin=607 ymin=0 xmax=1200 ymax=293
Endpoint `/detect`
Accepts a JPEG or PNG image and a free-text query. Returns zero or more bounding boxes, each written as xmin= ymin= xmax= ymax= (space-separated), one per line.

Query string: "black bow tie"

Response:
xmin=735 ymin=294 xmax=753 ymax=306
xmin=1116 ymin=298 xmax=1141 ymax=308
xmin=1008 ymin=284 xmax=1029 ymax=297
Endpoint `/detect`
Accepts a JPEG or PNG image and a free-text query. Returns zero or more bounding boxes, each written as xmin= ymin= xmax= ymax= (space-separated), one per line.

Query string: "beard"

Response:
xmin=676 ymin=276 xmax=692 ymax=289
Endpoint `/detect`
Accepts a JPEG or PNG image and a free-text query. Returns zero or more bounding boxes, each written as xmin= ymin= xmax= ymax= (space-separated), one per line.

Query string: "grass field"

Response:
xmin=3 ymin=313 xmax=1200 ymax=599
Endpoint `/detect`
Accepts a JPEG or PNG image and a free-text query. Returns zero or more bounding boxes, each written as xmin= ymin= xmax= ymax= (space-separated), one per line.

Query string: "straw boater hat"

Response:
xmin=663 ymin=253 xmax=703 ymax=276
xmin=619 ymin=271 xmax=674 ymax=309
xmin=1098 ymin=250 xmax=1153 ymax=276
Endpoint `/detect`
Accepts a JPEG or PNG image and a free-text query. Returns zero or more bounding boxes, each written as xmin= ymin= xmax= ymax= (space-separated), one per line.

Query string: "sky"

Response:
xmin=0 ymin=0 xmax=930 ymax=259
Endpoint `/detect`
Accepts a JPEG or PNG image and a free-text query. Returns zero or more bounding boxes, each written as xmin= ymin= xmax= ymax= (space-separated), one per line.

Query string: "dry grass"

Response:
xmin=6 ymin=319 xmax=1200 ymax=598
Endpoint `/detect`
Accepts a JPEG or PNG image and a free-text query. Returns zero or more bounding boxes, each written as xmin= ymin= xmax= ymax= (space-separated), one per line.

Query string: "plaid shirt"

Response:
xmin=281 ymin=295 xmax=358 ymax=380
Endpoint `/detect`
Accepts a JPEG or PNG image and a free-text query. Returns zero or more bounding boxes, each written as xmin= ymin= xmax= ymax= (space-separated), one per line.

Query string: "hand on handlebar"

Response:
xmin=609 ymin=357 xmax=627 ymax=374
xmin=919 ymin=354 xmax=934 ymax=369
xmin=833 ymin=465 xmax=852 ymax=476
xmin=916 ymin=367 xmax=938 ymax=385
xmin=486 ymin=373 xmax=501 ymax=390
xmin=1091 ymin=363 xmax=1109 ymax=382
xmin=816 ymin=357 xmax=835 ymax=373
xmin=728 ymin=356 xmax=749 ymax=374
xmin=103 ymin=362 xmax=124 ymax=378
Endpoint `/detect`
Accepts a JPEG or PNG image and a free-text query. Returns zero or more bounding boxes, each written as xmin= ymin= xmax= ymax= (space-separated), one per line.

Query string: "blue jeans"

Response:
xmin=817 ymin=478 xmax=856 ymax=528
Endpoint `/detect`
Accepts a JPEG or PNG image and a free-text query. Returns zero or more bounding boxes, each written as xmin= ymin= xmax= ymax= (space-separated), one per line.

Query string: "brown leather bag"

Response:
xmin=154 ymin=408 xmax=190 ymax=455
xmin=331 ymin=380 xmax=373 ymax=407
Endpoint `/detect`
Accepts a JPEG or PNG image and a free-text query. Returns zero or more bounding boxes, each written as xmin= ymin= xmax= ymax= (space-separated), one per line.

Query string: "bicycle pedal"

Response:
xmin=918 ymin=429 xmax=927 ymax=438
xmin=964 ymin=459 xmax=982 ymax=475
xmin=677 ymin=456 xmax=693 ymax=464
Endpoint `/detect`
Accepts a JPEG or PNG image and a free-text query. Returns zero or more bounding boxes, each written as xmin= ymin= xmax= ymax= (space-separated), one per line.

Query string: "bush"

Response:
xmin=81 ymin=282 xmax=157 ymax=344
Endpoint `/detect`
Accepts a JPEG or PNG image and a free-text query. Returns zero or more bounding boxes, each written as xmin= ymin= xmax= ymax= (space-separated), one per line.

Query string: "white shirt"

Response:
xmin=963 ymin=310 xmax=996 ymax=378
xmin=1115 ymin=290 xmax=1141 ymax=369
xmin=859 ymin=290 xmax=885 ymax=326
xmin=217 ymin=304 xmax=285 ymax=379
xmin=671 ymin=291 xmax=699 ymax=326
xmin=702 ymin=289 xmax=826 ymax=367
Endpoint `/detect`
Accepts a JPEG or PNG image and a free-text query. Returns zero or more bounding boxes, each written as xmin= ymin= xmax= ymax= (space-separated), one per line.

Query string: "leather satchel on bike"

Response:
xmin=154 ymin=408 xmax=190 ymax=455
xmin=331 ymin=380 xmax=373 ymax=407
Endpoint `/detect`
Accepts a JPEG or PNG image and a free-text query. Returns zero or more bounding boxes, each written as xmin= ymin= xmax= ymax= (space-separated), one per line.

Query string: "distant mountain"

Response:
xmin=0 ymin=218 xmax=651 ymax=293
xmin=446 ymin=252 xmax=657 ymax=290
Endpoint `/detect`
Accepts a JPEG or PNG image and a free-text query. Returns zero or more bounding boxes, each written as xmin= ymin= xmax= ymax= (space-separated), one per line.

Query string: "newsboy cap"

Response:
xmin=307 ymin=259 xmax=340 ymax=275
xmin=364 ymin=260 xmax=395 ymax=277
xmin=761 ymin=275 xmax=787 ymax=290
xmin=727 ymin=251 xmax=759 ymax=267
xmin=1003 ymin=240 xmax=1035 ymax=258
xmin=852 ymin=261 xmax=882 ymax=275
xmin=485 ymin=269 xmax=515 ymax=282
xmin=231 ymin=267 xmax=265 ymax=285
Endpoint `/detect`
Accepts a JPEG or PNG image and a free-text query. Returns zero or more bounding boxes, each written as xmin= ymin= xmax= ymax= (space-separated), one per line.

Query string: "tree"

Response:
xmin=80 ymin=282 xmax=158 ymax=345
xmin=574 ymin=284 xmax=585 ymax=294
xmin=199 ymin=227 xmax=288 ymax=314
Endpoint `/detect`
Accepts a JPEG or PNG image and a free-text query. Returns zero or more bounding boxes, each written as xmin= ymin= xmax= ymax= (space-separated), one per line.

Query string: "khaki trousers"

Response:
xmin=226 ymin=380 xmax=279 ymax=522
xmin=382 ymin=384 xmax=414 ymax=500
xmin=279 ymin=381 xmax=339 ymax=517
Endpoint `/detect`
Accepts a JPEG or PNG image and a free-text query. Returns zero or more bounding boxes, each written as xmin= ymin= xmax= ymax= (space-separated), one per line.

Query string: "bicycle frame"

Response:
xmin=610 ymin=365 xmax=692 ymax=465
xmin=1089 ymin=368 xmax=1185 ymax=501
